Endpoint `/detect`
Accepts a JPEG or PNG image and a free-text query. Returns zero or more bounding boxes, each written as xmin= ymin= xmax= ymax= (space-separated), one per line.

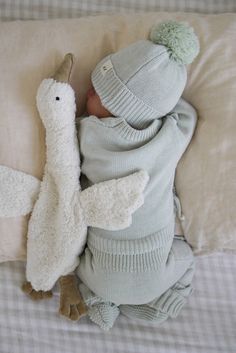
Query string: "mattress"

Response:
xmin=0 ymin=254 xmax=235 ymax=353
xmin=0 ymin=1 xmax=236 ymax=353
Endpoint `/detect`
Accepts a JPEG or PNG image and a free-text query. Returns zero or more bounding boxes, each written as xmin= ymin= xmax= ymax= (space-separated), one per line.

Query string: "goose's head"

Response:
xmin=36 ymin=54 xmax=76 ymax=130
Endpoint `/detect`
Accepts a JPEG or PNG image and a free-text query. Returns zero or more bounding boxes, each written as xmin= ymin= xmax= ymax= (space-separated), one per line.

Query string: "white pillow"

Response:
xmin=0 ymin=13 xmax=235 ymax=261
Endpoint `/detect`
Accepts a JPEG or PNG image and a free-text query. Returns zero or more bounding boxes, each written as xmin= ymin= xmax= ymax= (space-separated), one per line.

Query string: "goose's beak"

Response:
xmin=51 ymin=53 xmax=74 ymax=83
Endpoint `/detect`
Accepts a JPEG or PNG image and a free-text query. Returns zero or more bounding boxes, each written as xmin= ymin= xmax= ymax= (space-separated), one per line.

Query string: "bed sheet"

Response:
xmin=0 ymin=253 xmax=235 ymax=353
xmin=0 ymin=0 xmax=236 ymax=21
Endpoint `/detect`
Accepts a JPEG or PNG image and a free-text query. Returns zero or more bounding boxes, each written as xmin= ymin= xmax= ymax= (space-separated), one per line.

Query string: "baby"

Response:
xmin=75 ymin=21 xmax=199 ymax=330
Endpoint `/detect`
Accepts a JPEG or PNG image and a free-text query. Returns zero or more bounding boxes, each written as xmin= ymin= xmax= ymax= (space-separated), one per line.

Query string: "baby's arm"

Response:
xmin=168 ymin=98 xmax=197 ymax=159
xmin=166 ymin=98 xmax=197 ymax=163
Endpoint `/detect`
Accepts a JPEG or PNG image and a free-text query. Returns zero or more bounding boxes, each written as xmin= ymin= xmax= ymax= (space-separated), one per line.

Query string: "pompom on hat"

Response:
xmin=150 ymin=21 xmax=200 ymax=65
xmin=91 ymin=20 xmax=200 ymax=128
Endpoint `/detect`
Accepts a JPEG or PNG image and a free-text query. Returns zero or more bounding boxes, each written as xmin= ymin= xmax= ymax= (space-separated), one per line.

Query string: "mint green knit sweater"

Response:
xmin=76 ymin=98 xmax=197 ymax=305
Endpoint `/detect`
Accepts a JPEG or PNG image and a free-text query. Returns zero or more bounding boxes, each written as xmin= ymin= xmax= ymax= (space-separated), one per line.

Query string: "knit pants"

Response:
xmin=78 ymin=238 xmax=195 ymax=330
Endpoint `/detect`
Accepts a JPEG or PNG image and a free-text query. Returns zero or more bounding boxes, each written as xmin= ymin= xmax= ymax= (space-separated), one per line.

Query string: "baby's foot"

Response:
xmin=88 ymin=302 xmax=120 ymax=331
xmin=79 ymin=283 xmax=120 ymax=330
xmin=22 ymin=281 xmax=53 ymax=300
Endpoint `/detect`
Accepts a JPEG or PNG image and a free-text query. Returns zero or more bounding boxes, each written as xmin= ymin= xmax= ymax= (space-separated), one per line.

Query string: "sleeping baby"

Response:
xmin=74 ymin=20 xmax=199 ymax=330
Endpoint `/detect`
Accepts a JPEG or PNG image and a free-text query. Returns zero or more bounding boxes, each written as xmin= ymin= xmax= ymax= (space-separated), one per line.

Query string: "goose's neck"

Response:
xmin=45 ymin=121 xmax=80 ymax=176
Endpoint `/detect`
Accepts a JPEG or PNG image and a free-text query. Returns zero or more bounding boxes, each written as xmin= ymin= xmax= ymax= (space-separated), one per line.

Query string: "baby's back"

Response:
xmin=77 ymin=98 xmax=197 ymax=304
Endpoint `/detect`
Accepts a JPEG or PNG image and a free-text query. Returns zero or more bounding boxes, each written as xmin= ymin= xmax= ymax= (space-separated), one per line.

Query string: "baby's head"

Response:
xmin=86 ymin=21 xmax=199 ymax=127
xmin=86 ymin=85 xmax=112 ymax=118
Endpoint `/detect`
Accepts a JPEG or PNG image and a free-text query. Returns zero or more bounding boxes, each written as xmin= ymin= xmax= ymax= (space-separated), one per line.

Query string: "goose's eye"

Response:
xmin=55 ymin=97 xmax=60 ymax=101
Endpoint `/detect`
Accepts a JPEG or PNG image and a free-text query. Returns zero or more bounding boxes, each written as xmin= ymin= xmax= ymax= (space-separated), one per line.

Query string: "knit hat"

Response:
xmin=91 ymin=21 xmax=199 ymax=128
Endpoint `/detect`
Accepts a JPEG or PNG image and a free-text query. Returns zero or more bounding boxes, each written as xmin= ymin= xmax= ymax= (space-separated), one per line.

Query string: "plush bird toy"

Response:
xmin=0 ymin=54 xmax=148 ymax=319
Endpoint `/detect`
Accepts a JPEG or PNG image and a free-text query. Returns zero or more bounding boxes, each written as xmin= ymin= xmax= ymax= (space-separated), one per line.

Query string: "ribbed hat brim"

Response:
xmin=92 ymin=56 xmax=161 ymax=129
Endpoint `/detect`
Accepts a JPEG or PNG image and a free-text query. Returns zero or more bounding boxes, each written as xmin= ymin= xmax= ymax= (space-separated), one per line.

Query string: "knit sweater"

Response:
xmin=76 ymin=98 xmax=197 ymax=305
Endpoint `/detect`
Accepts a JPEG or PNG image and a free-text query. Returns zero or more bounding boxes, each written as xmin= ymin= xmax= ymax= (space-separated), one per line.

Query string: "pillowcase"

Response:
xmin=0 ymin=12 xmax=235 ymax=262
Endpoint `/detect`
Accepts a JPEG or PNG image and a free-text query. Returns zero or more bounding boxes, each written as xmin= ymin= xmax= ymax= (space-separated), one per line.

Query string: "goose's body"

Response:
xmin=26 ymin=76 xmax=85 ymax=290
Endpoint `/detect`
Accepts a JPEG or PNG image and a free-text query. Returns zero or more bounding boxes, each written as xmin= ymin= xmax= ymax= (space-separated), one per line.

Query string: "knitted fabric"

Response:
xmin=78 ymin=240 xmax=195 ymax=329
xmin=79 ymin=283 xmax=120 ymax=331
xmin=120 ymin=259 xmax=195 ymax=322
xmin=91 ymin=21 xmax=199 ymax=128
xmin=92 ymin=46 xmax=186 ymax=129
xmin=77 ymin=98 xmax=197 ymax=306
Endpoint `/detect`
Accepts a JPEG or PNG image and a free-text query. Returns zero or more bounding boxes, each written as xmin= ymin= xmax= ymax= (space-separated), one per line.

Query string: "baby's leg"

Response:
xmin=75 ymin=248 xmax=119 ymax=330
xmin=120 ymin=238 xmax=195 ymax=323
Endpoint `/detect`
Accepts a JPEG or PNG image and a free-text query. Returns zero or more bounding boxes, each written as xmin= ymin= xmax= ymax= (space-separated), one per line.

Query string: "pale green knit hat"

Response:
xmin=91 ymin=21 xmax=199 ymax=128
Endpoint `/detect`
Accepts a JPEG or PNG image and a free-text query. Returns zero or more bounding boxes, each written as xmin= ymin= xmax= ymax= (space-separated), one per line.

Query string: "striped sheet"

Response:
xmin=0 ymin=0 xmax=236 ymax=21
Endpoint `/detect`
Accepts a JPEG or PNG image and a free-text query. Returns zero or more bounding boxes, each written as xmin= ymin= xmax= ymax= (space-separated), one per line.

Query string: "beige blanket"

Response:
xmin=0 ymin=12 xmax=236 ymax=261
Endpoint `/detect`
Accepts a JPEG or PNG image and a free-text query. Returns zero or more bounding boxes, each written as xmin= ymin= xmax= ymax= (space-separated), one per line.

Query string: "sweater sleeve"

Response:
xmin=167 ymin=98 xmax=198 ymax=160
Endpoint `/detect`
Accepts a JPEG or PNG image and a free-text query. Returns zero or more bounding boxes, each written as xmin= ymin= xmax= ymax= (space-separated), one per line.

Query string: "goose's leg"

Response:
xmin=59 ymin=274 xmax=87 ymax=321
xmin=22 ymin=281 xmax=53 ymax=300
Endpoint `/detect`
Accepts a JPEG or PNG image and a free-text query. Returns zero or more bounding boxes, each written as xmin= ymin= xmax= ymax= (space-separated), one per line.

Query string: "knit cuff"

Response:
xmin=88 ymin=303 xmax=120 ymax=331
xmin=154 ymin=286 xmax=194 ymax=318
xmin=79 ymin=283 xmax=120 ymax=330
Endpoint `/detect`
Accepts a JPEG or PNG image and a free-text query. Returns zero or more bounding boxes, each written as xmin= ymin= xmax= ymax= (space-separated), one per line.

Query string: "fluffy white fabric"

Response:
xmin=0 ymin=165 xmax=40 ymax=217
xmin=80 ymin=170 xmax=148 ymax=231
xmin=0 ymin=77 xmax=148 ymax=291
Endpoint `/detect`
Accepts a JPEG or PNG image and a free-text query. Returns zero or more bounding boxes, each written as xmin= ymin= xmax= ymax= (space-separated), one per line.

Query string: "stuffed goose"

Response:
xmin=0 ymin=54 xmax=149 ymax=314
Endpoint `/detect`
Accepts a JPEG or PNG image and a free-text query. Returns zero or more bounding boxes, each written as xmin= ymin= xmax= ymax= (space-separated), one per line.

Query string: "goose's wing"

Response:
xmin=80 ymin=170 xmax=149 ymax=230
xmin=0 ymin=165 xmax=41 ymax=217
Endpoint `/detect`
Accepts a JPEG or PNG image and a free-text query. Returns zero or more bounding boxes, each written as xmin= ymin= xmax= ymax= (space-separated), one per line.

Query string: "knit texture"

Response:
xmin=87 ymin=223 xmax=174 ymax=273
xmin=91 ymin=21 xmax=199 ymax=128
xmin=92 ymin=48 xmax=186 ymax=129
xmin=150 ymin=21 xmax=200 ymax=65
xmin=120 ymin=258 xmax=195 ymax=322
xmin=77 ymin=97 xmax=197 ymax=305
xmin=79 ymin=283 xmax=120 ymax=331
xmin=78 ymin=239 xmax=195 ymax=329
xmin=119 ymin=290 xmax=187 ymax=322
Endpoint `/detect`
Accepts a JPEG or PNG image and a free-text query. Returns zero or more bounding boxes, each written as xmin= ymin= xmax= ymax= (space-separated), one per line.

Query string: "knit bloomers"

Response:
xmin=77 ymin=235 xmax=195 ymax=330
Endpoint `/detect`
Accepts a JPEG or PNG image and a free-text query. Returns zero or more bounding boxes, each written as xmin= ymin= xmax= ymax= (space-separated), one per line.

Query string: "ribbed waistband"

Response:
xmin=87 ymin=222 xmax=174 ymax=272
